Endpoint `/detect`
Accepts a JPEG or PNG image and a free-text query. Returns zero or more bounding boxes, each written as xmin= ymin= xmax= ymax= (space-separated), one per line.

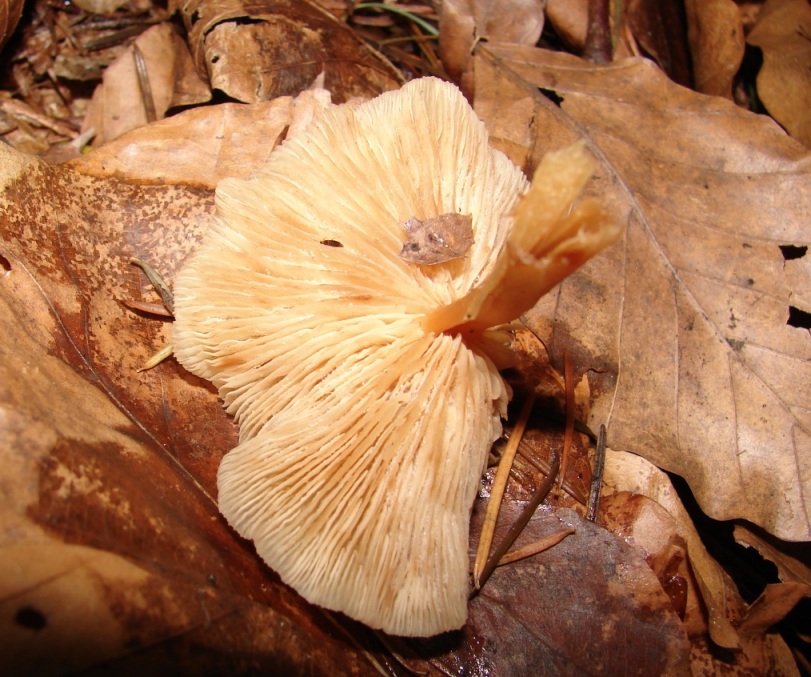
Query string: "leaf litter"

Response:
xmin=1 ymin=0 xmax=810 ymax=673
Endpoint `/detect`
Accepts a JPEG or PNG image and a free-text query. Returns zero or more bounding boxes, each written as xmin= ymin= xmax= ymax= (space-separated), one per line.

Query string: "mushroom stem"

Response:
xmin=421 ymin=142 xmax=622 ymax=336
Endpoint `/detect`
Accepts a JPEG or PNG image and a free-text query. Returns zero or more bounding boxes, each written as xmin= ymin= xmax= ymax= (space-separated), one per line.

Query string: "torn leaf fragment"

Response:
xmin=171 ymin=77 xmax=621 ymax=637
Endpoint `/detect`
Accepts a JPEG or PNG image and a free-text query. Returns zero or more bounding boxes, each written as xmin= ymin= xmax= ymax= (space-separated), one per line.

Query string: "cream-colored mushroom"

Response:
xmin=172 ymin=77 xmax=621 ymax=636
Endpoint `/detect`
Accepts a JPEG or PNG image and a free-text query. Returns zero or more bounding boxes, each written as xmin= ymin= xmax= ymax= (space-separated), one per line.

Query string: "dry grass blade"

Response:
xmin=472 ymin=393 xmax=536 ymax=589
xmin=473 ymin=451 xmax=561 ymax=594
xmin=497 ymin=528 xmax=576 ymax=567
xmin=517 ymin=441 xmax=587 ymax=504
xmin=130 ymin=257 xmax=174 ymax=314
xmin=557 ymin=350 xmax=575 ymax=493
xmin=586 ymin=424 xmax=607 ymax=521
xmin=132 ymin=44 xmax=157 ymax=123
xmin=121 ymin=300 xmax=173 ymax=317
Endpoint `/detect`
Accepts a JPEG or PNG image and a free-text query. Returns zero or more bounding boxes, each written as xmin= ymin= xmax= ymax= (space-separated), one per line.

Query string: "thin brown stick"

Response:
xmin=584 ymin=0 xmax=612 ymax=64
xmin=557 ymin=351 xmax=575 ymax=493
xmin=586 ymin=424 xmax=607 ymax=521
xmin=473 ymin=394 xmax=536 ymax=588
xmin=133 ymin=44 xmax=157 ymax=123
xmin=121 ymin=299 xmax=174 ymax=317
xmin=516 ymin=441 xmax=586 ymax=505
xmin=472 ymin=450 xmax=560 ymax=596
xmin=497 ymin=528 xmax=576 ymax=567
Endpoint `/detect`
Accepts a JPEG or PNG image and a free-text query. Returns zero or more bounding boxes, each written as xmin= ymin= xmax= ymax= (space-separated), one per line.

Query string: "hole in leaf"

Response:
xmin=0 ymin=253 xmax=10 ymax=274
xmin=538 ymin=87 xmax=564 ymax=107
xmin=779 ymin=245 xmax=807 ymax=260
xmin=787 ymin=306 xmax=811 ymax=329
xmin=15 ymin=606 xmax=47 ymax=631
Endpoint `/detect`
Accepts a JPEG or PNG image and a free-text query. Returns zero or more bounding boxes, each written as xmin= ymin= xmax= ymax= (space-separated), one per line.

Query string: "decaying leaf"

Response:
xmin=399 ymin=212 xmax=475 ymax=265
xmin=474 ymin=45 xmax=811 ymax=542
xmin=174 ymin=0 xmax=402 ymax=104
xmin=684 ymin=0 xmax=745 ymax=99
xmin=71 ymin=89 xmax=333 ymax=187
xmin=747 ymin=0 xmax=811 ymax=147
xmin=625 ymin=0 xmax=692 ymax=86
xmin=0 ymin=142 xmax=393 ymax=674
xmin=601 ymin=449 xmax=741 ymax=649
xmin=439 ymin=0 xmax=544 ymax=84
xmin=0 ymin=0 xmax=24 ymax=52
xmin=83 ymin=24 xmax=211 ymax=147
xmin=734 ymin=524 xmax=811 ymax=587
xmin=545 ymin=0 xmax=588 ymax=51
xmin=431 ymin=504 xmax=692 ymax=675
xmin=739 ymin=582 xmax=811 ymax=637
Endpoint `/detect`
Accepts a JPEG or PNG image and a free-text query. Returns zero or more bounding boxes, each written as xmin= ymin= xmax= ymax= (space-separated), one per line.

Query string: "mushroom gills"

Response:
xmin=169 ymin=77 xmax=622 ymax=637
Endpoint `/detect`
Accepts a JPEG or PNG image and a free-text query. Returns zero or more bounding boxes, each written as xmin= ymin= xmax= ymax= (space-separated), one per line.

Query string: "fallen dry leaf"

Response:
xmin=739 ymin=582 xmax=811 ymax=637
xmin=747 ymin=0 xmax=811 ymax=147
xmin=474 ymin=45 xmax=811 ymax=543
xmin=71 ymin=0 xmax=129 ymax=12
xmin=71 ymin=90 xmax=332 ymax=187
xmin=0 ymin=144 xmax=394 ymax=674
xmin=734 ymin=524 xmax=811 ymax=587
xmin=684 ymin=0 xmax=745 ymax=98
xmin=439 ymin=0 xmax=544 ymax=85
xmin=601 ymin=450 xmax=740 ymax=649
xmin=545 ymin=0 xmax=588 ymax=51
xmin=601 ymin=454 xmax=806 ymax=673
xmin=83 ymin=24 xmax=211 ymax=147
xmin=174 ymin=0 xmax=402 ymax=104
xmin=0 ymin=0 xmax=23 ymax=52
xmin=407 ymin=504 xmax=691 ymax=675
xmin=625 ymin=0 xmax=692 ymax=86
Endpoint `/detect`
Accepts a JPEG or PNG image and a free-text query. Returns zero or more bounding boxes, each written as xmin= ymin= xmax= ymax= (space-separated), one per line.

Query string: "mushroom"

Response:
xmin=172 ymin=77 xmax=621 ymax=636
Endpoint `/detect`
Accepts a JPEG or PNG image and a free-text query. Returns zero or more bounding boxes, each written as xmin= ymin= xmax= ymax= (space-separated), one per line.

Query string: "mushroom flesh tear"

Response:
xmin=172 ymin=77 xmax=621 ymax=637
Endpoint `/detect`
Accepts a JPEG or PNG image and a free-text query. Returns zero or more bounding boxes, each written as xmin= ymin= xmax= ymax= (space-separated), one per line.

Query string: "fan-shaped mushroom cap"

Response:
xmin=172 ymin=77 xmax=619 ymax=636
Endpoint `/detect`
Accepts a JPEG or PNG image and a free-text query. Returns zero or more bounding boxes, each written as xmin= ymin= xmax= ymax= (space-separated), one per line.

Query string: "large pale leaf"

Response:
xmin=474 ymin=46 xmax=811 ymax=541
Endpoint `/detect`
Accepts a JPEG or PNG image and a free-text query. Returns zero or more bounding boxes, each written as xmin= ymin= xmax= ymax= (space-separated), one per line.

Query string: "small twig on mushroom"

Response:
xmin=132 ymin=44 xmax=157 ymax=123
xmin=472 ymin=450 xmax=561 ymax=596
xmin=496 ymin=528 xmax=576 ymax=567
xmin=473 ymin=393 xmax=536 ymax=589
xmin=586 ymin=424 xmax=607 ymax=522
